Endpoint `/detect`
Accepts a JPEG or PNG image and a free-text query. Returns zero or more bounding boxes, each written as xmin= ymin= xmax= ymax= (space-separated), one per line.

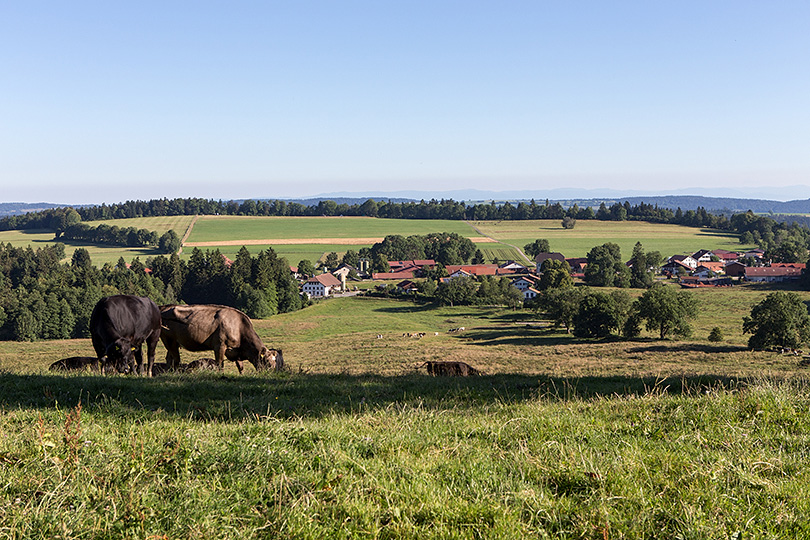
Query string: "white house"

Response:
xmin=302 ymin=273 xmax=343 ymax=298
xmin=522 ymin=287 xmax=540 ymax=301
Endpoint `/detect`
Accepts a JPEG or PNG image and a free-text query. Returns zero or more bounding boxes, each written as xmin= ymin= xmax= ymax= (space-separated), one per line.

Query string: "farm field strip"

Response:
xmin=185 ymin=216 xmax=484 ymax=243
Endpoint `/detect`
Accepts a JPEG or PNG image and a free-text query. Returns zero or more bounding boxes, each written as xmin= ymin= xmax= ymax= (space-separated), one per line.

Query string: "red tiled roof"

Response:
xmin=445 ymin=264 xmax=501 ymax=276
xmin=307 ymin=273 xmax=342 ymax=287
xmin=372 ymin=270 xmax=418 ymax=280
xmin=745 ymin=266 xmax=803 ymax=278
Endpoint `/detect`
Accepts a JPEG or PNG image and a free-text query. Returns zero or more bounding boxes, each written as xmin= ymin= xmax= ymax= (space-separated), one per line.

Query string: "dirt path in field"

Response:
xmin=177 ymin=214 xmax=199 ymax=255
xmin=465 ymin=221 xmax=533 ymax=264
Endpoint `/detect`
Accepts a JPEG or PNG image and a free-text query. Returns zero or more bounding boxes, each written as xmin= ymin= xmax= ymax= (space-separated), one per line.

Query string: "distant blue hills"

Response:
xmin=4 ymin=188 xmax=810 ymax=218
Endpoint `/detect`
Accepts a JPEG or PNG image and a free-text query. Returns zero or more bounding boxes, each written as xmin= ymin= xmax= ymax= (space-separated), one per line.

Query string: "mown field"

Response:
xmin=471 ymin=219 xmax=753 ymax=259
xmin=3 ymin=287 xmax=810 ymax=538
xmin=1 ymin=215 xmax=750 ymax=267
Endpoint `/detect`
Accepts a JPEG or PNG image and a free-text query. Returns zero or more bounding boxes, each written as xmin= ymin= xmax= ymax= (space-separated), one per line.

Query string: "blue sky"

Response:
xmin=2 ymin=2 xmax=809 ymax=204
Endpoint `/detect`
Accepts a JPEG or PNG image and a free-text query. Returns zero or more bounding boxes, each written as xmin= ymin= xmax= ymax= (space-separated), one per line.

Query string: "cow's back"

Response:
xmin=161 ymin=304 xmax=245 ymax=350
xmin=91 ymin=295 xmax=161 ymax=343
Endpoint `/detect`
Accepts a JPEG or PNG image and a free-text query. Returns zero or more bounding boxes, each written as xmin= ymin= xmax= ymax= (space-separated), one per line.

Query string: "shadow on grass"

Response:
xmin=627 ymin=343 xmax=749 ymax=354
xmin=460 ymin=326 xmax=581 ymax=347
xmin=0 ymin=370 xmax=757 ymax=422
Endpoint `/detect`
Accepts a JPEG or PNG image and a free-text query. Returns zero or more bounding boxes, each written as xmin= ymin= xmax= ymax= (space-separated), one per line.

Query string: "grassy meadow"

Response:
xmin=4 ymin=289 xmax=810 ymax=538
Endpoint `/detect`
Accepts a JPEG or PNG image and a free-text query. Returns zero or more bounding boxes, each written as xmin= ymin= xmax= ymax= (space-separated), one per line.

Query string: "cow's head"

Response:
xmin=253 ymin=347 xmax=283 ymax=371
xmin=103 ymin=339 xmax=135 ymax=374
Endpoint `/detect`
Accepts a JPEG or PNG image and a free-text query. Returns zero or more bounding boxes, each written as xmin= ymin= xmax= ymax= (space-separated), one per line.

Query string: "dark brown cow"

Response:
xmin=49 ymin=356 xmax=101 ymax=373
xmin=159 ymin=304 xmax=282 ymax=373
xmin=90 ymin=295 xmax=162 ymax=376
xmin=422 ymin=360 xmax=481 ymax=376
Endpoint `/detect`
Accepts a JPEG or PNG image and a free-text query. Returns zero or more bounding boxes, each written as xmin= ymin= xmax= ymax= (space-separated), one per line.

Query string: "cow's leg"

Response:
xmin=146 ymin=331 xmax=159 ymax=377
xmin=215 ymin=344 xmax=227 ymax=371
xmin=134 ymin=346 xmax=144 ymax=376
xmin=235 ymin=360 xmax=244 ymax=374
xmin=163 ymin=337 xmax=181 ymax=369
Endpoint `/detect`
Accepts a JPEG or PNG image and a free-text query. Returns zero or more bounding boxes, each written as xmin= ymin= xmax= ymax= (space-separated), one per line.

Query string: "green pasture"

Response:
xmin=5 ymin=293 xmax=810 ymax=538
xmin=473 ymin=219 xmax=751 ymax=259
xmin=186 ymin=215 xmax=482 ymax=243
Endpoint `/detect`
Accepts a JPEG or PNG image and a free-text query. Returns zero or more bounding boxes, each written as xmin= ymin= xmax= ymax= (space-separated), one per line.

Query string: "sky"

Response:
xmin=1 ymin=1 xmax=809 ymax=204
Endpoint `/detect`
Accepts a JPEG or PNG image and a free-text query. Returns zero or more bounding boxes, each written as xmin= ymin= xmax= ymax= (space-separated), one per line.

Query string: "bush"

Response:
xmin=708 ymin=327 xmax=724 ymax=342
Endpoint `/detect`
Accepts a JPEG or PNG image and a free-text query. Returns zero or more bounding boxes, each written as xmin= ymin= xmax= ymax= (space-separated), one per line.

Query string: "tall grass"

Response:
xmin=2 ymin=372 xmax=810 ymax=538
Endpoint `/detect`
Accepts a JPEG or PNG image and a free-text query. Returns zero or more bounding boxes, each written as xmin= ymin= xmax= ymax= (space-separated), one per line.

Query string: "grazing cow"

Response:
xmin=421 ymin=360 xmax=481 ymax=376
xmin=90 ymin=295 xmax=162 ymax=376
xmin=160 ymin=304 xmax=282 ymax=373
xmin=49 ymin=356 xmax=101 ymax=373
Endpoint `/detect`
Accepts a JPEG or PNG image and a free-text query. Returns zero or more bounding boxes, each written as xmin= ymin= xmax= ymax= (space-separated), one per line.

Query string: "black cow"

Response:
xmin=90 ymin=295 xmax=161 ymax=376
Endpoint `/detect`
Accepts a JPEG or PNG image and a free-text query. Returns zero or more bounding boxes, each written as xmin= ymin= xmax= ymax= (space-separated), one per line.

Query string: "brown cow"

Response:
xmin=159 ymin=304 xmax=282 ymax=373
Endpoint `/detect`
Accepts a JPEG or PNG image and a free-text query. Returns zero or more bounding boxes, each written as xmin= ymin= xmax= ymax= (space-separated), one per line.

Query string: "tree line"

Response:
xmin=4 ymin=197 xmax=807 ymax=254
xmin=0 ymin=243 xmax=304 ymax=341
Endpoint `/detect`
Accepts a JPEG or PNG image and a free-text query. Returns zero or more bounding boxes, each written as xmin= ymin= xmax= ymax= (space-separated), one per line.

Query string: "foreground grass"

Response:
xmin=5 ymin=293 xmax=810 ymax=538
xmin=2 ymin=372 xmax=809 ymax=539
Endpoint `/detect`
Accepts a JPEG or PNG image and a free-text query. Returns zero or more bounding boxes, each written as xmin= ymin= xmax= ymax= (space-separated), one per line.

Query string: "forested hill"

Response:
xmin=571 ymin=196 xmax=810 ymax=215
xmin=0 ymin=202 xmax=65 ymax=217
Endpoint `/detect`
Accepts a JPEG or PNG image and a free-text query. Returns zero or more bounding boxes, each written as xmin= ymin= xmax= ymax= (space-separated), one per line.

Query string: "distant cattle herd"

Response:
xmin=49 ymin=294 xmax=482 ymax=377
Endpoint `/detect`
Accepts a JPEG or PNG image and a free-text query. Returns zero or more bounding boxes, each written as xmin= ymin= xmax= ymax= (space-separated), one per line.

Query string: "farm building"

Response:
xmin=302 ymin=273 xmax=343 ymax=298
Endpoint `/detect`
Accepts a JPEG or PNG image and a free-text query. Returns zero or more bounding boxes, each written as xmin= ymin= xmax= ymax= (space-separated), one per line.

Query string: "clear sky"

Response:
xmin=2 ymin=2 xmax=809 ymax=204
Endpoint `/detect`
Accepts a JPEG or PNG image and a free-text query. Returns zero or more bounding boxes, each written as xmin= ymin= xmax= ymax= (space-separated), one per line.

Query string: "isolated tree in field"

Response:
xmin=634 ymin=283 xmax=698 ymax=339
xmin=743 ymin=291 xmax=810 ymax=350
xmin=538 ymin=258 xmax=573 ymax=290
xmin=573 ymin=289 xmax=628 ymax=338
xmin=523 ymin=239 xmax=551 ymax=259
xmin=629 ymin=242 xmax=654 ymax=289
xmin=561 ymin=216 xmax=576 ymax=229
xmin=708 ymin=327 xmax=724 ymax=342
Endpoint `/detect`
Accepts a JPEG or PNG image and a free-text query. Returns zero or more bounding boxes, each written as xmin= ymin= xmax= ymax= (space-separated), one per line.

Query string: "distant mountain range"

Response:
xmin=4 ymin=190 xmax=810 ymax=218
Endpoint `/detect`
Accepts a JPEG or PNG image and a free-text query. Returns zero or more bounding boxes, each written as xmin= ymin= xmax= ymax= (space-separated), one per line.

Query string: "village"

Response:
xmin=293 ymin=246 xmax=805 ymax=300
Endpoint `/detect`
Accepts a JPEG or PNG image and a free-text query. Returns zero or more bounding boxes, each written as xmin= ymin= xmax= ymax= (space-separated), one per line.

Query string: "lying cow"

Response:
xmin=49 ymin=356 xmax=101 ymax=373
xmin=421 ymin=360 xmax=482 ymax=377
xmin=160 ymin=304 xmax=283 ymax=373
xmin=90 ymin=295 xmax=162 ymax=376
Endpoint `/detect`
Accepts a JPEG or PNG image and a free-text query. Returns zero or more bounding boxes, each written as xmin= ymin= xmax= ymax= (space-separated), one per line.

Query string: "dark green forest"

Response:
xmin=0 ymin=243 xmax=303 ymax=341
